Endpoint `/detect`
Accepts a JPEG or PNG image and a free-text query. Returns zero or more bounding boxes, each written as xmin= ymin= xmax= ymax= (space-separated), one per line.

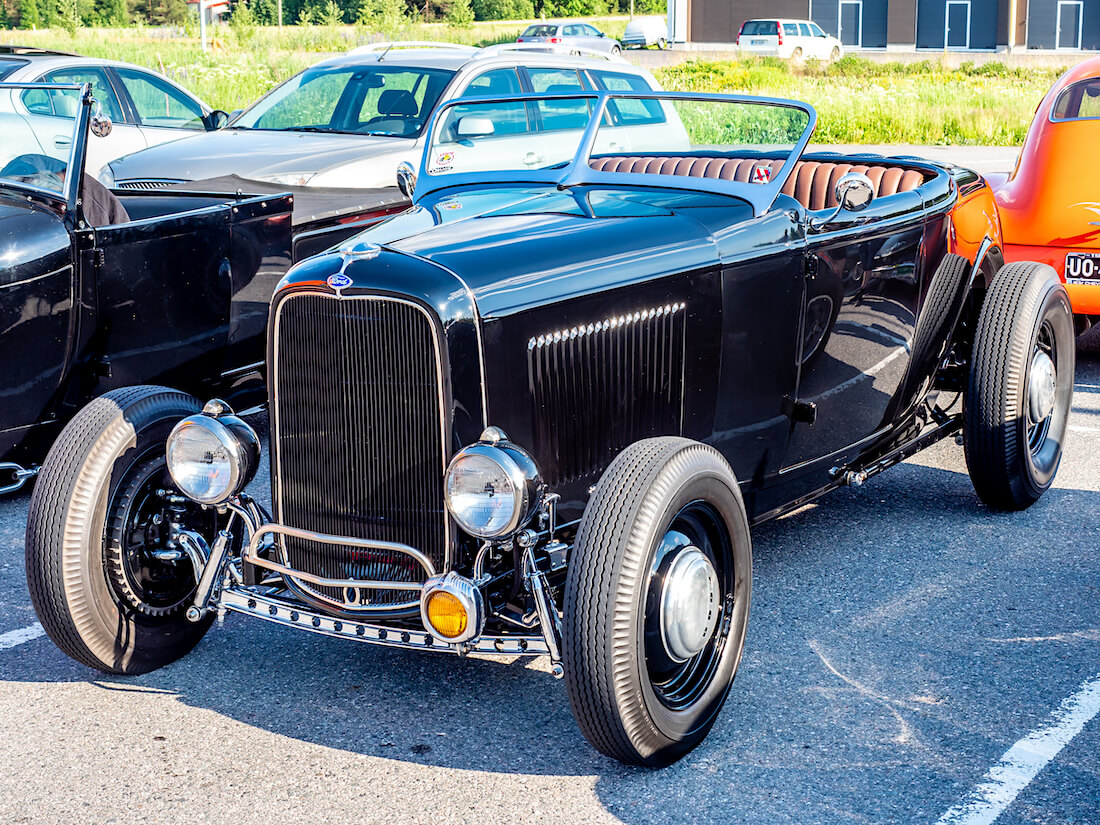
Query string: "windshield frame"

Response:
xmin=228 ymin=62 xmax=457 ymax=138
xmin=0 ymin=81 xmax=91 ymax=218
xmin=417 ymin=90 xmax=817 ymax=216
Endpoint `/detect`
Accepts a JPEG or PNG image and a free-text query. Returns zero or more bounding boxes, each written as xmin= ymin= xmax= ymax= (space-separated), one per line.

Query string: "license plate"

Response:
xmin=1066 ymin=251 xmax=1100 ymax=283
xmin=752 ymin=39 xmax=767 ymax=45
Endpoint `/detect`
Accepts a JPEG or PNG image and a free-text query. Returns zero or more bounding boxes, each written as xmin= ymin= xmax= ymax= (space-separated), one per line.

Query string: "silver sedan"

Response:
xmin=517 ymin=22 xmax=622 ymax=55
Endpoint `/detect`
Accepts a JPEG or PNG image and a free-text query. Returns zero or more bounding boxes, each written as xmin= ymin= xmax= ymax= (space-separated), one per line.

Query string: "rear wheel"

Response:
xmin=563 ymin=437 xmax=752 ymax=766
xmin=964 ymin=262 xmax=1074 ymax=510
xmin=792 ymin=46 xmax=803 ymax=60
xmin=657 ymin=37 xmax=667 ymax=49
xmin=25 ymin=386 xmax=215 ymax=674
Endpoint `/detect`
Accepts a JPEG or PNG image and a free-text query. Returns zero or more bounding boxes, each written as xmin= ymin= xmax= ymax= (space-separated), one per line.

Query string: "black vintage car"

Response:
xmin=25 ymin=91 xmax=1074 ymax=766
xmin=0 ymin=83 xmax=408 ymax=493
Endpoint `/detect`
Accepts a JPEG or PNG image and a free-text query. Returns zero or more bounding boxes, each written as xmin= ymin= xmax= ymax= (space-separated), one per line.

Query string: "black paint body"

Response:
xmin=271 ymin=153 xmax=981 ymax=555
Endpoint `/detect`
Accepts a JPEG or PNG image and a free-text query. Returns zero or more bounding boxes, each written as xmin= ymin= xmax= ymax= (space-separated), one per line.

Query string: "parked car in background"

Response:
xmin=104 ymin=43 xmax=655 ymax=190
xmin=0 ymin=46 xmax=225 ymax=177
xmin=27 ymin=90 xmax=1075 ymax=770
xmin=623 ymin=16 xmax=669 ymax=49
xmin=517 ymin=22 xmax=622 ymax=55
xmin=736 ymin=19 xmax=844 ymax=60
xmin=994 ymin=56 xmax=1100 ymax=332
xmin=0 ymin=82 xmax=405 ymax=492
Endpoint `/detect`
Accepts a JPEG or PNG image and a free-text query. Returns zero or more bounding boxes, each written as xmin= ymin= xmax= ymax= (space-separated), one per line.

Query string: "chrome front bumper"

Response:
xmin=220 ymin=586 xmax=549 ymax=657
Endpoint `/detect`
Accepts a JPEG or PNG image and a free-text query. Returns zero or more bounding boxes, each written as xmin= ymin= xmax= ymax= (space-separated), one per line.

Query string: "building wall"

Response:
xmin=812 ymin=0 xmax=890 ymax=47
xmin=1026 ymin=0 xmax=1100 ymax=49
xmin=888 ymin=0 xmax=919 ymax=43
xmin=691 ymin=0 xmax=811 ymax=42
xmin=915 ymin=0 xmax=1000 ymax=48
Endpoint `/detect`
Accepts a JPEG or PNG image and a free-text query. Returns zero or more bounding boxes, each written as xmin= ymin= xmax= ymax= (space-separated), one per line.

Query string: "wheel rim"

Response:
xmin=1027 ymin=320 xmax=1058 ymax=457
xmin=105 ymin=456 xmax=214 ymax=618
xmin=643 ymin=501 xmax=735 ymax=711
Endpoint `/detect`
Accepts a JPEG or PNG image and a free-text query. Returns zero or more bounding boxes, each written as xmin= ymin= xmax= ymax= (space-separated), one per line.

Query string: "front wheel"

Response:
xmin=611 ymin=45 xmax=621 ymax=55
xmin=563 ymin=437 xmax=752 ymax=766
xmin=657 ymin=37 xmax=667 ymax=50
xmin=25 ymin=386 xmax=216 ymax=674
xmin=831 ymin=46 xmax=841 ymax=60
xmin=964 ymin=262 xmax=1075 ymax=510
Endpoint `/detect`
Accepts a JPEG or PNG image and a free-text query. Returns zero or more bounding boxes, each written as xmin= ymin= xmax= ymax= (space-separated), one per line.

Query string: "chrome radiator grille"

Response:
xmin=272 ymin=293 xmax=448 ymax=611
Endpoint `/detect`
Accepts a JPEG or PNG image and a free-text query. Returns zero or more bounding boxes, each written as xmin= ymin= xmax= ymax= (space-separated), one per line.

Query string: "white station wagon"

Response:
xmin=736 ymin=19 xmax=844 ymax=61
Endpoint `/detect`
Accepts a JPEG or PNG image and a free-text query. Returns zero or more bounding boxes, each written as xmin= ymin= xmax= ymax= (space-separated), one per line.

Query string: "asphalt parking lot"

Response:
xmin=0 ymin=333 xmax=1097 ymax=825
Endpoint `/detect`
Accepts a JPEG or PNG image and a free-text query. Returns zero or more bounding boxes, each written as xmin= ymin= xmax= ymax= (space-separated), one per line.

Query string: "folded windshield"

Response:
xmin=423 ymin=92 xmax=814 ymax=213
xmin=234 ymin=65 xmax=455 ymax=138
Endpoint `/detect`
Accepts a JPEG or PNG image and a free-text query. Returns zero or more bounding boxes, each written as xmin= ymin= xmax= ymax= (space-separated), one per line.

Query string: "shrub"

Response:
xmin=445 ymin=0 xmax=472 ymax=25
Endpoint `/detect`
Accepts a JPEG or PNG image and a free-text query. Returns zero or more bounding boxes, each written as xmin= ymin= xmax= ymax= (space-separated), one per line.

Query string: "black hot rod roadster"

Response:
xmin=25 ymin=91 xmax=1074 ymax=766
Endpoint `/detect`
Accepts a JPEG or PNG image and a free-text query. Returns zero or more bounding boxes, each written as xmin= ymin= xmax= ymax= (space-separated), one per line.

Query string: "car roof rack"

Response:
xmin=347 ymin=41 xmax=477 ymax=59
xmin=476 ymin=42 xmax=626 ymax=62
xmin=0 ymin=45 xmax=79 ymax=57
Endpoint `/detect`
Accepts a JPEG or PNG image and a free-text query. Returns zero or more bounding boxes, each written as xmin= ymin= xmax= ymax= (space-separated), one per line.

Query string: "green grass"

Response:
xmin=5 ymin=27 xmax=1065 ymax=144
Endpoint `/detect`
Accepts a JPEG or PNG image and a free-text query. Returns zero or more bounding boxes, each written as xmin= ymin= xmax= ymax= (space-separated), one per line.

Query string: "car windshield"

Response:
xmin=424 ymin=92 xmax=813 ymax=211
xmin=0 ymin=58 xmax=27 ymax=81
xmin=0 ymin=87 xmax=79 ymax=197
xmin=233 ymin=64 xmax=455 ymax=138
xmin=1052 ymin=79 xmax=1100 ymax=121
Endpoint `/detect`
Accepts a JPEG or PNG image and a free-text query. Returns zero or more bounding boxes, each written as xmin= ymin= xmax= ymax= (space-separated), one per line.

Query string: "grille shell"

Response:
xmin=271 ymin=291 xmax=451 ymax=614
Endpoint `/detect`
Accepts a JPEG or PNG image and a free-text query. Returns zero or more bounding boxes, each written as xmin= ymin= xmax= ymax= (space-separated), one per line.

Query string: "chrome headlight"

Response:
xmin=166 ymin=400 xmax=260 ymax=505
xmin=444 ymin=427 xmax=543 ymax=539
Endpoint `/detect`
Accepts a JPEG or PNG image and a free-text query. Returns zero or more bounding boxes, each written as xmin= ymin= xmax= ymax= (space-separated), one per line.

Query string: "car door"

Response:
xmin=808 ymin=22 xmax=832 ymax=58
xmin=781 ymin=185 xmax=926 ymax=477
xmin=111 ymin=66 xmax=209 ymax=151
xmin=22 ymin=66 xmax=146 ymax=176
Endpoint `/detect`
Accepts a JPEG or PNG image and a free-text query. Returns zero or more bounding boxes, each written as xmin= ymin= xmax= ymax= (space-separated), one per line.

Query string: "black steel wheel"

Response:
xmin=563 ymin=437 xmax=752 ymax=766
xmin=25 ymin=386 xmax=216 ymax=674
xmin=964 ymin=262 xmax=1075 ymax=510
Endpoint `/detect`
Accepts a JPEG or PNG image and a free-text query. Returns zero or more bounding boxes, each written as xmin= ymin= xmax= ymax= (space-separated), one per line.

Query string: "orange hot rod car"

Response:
xmin=996 ymin=56 xmax=1100 ymax=328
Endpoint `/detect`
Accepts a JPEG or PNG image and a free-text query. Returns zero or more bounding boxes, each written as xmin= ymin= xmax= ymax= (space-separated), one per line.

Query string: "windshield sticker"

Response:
xmin=752 ymin=166 xmax=771 ymax=184
xmin=441 ymin=201 xmax=462 ymax=211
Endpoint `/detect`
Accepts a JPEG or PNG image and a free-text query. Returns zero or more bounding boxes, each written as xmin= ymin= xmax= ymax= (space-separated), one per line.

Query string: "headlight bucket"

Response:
xmin=443 ymin=427 xmax=543 ymax=540
xmin=166 ymin=400 xmax=260 ymax=505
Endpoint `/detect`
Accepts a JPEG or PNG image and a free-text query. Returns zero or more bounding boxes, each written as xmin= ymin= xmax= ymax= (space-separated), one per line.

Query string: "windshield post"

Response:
xmin=559 ymin=94 xmax=612 ymax=190
xmin=67 ymin=83 xmax=93 ymax=226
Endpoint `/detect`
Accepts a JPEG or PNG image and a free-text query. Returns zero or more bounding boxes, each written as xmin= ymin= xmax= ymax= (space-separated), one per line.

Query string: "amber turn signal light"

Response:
xmin=425 ymin=590 xmax=469 ymax=639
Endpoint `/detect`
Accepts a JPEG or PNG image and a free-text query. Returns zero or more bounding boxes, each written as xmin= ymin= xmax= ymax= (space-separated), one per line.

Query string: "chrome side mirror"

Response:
xmin=456 ymin=116 xmax=495 ymax=138
xmin=89 ymin=99 xmax=112 ymax=138
xmin=835 ymin=172 xmax=874 ymax=212
xmin=396 ymin=161 xmax=416 ymax=198
xmin=811 ymin=171 xmax=874 ymax=230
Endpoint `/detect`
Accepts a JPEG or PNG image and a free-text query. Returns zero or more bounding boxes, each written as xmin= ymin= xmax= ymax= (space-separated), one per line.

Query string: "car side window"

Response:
xmin=810 ymin=22 xmax=826 ymax=37
xmin=583 ymin=25 xmax=600 ymax=36
xmin=454 ymin=69 xmax=528 ymax=136
xmin=564 ymin=25 xmax=582 ymax=37
xmin=463 ymin=67 xmax=522 ymax=97
xmin=799 ymin=23 xmax=812 ymax=36
xmin=589 ymin=69 xmax=665 ymax=126
xmin=24 ymin=67 xmax=124 ymax=122
xmin=115 ymin=68 xmax=205 ymax=130
xmin=528 ymin=68 xmax=588 ymax=131
xmin=783 ymin=23 xmax=799 ymax=37
xmin=1052 ymin=80 xmax=1100 ymax=121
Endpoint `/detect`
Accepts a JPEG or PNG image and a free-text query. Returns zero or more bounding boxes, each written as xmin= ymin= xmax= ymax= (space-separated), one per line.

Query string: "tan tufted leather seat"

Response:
xmin=588 ymin=155 xmax=927 ymax=211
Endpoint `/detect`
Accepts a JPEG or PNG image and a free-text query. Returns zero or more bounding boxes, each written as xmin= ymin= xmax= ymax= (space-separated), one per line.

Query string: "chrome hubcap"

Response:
xmin=1029 ymin=349 xmax=1057 ymax=424
xmin=659 ymin=545 xmax=721 ymax=662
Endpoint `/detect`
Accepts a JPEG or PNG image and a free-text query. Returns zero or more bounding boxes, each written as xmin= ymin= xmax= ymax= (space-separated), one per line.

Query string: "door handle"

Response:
xmin=53 ymin=135 xmax=72 ymax=148
xmin=523 ymin=151 xmax=545 ymax=166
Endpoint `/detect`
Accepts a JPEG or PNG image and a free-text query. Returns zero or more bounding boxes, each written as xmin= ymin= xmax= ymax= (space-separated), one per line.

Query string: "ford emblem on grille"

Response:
xmin=327 ymin=273 xmax=352 ymax=290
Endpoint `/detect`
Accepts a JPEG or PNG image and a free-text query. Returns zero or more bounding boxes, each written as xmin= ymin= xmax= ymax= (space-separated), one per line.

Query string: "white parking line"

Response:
xmin=0 ymin=623 xmax=44 ymax=651
xmin=935 ymin=672 xmax=1100 ymax=825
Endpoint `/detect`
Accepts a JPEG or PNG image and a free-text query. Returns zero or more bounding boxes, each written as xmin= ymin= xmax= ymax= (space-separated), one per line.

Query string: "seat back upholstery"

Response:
xmin=588 ymin=155 xmax=927 ymax=211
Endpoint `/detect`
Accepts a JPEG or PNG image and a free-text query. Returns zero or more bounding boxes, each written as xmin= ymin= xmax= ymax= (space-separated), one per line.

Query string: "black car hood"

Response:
xmin=361 ymin=185 xmax=746 ymax=318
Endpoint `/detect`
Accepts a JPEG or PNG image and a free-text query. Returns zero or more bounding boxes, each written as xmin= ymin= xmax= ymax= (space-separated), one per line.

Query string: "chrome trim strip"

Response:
xmin=271 ymin=291 xmax=452 ymax=606
xmin=527 ymin=302 xmax=685 ymax=350
xmin=221 ymin=359 xmax=264 ymax=379
xmin=245 ymin=523 xmax=437 ymax=592
xmin=221 ymin=588 xmax=550 ymax=657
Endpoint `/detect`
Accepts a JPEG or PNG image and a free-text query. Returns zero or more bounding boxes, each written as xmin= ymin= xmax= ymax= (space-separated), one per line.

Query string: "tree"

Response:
xmin=445 ymin=0 xmax=471 ymax=26
xmin=18 ymin=0 xmax=40 ymax=27
xmin=94 ymin=0 xmax=127 ymax=25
